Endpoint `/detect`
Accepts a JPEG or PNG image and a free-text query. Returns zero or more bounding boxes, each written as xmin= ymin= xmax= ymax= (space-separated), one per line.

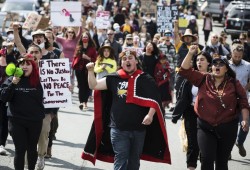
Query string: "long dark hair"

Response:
xmin=74 ymin=32 xmax=96 ymax=57
xmin=97 ymin=46 xmax=115 ymax=62
xmin=143 ymin=42 xmax=159 ymax=56
xmin=17 ymin=60 xmax=40 ymax=88
xmin=193 ymin=51 xmax=212 ymax=71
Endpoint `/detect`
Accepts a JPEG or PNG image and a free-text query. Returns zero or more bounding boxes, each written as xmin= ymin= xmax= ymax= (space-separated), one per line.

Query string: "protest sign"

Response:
xmin=6 ymin=12 xmax=19 ymax=21
xmin=80 ymin=0 xmax=96 ymax=6
xmin=95 ymin=11 xmax=110 ymax=29
xmin=156 ymin=5 xmax=179 ymax=33
xmin=37 ymin=17 xmax=50 ymax=30
xmin=80 ymin=0 xmax=89 ymax=5
xmin=51 ymin=1 xmax=82 ymax=26
xmin=39 ymin=59 xmax=72 ymax=108
xmin=120 ymin=0 xmax=129 ymax=7
xmin=22 ymin=13 xmax=42 ymax=31
xmin=178 ymin=18 xmax=188 ymax=32
xmin=141 ymin=0 xmax=157 ymax=17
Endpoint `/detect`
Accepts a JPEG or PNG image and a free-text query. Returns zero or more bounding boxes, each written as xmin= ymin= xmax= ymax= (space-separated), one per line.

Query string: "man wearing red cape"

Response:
xmin=82 ymin=50 xmax=171 ymax=169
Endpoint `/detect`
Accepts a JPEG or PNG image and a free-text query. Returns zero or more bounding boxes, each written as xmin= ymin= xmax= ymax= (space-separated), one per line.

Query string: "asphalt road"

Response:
xmin=0 ymin=20 xmax=249 ymax=170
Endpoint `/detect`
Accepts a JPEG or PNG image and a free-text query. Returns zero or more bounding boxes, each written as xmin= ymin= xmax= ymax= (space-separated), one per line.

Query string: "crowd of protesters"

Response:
xmin=0 ymin=0 xmax=249 ymax=170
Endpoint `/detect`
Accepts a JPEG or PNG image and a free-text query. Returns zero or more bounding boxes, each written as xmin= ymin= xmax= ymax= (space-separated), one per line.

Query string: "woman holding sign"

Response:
xmin=55 ymin=25 xmax=83 ymax=88
xmin=0 ymin=54 xmax=44 ymax=170
xmin=72 ymin=32 xmax=97 ymax=110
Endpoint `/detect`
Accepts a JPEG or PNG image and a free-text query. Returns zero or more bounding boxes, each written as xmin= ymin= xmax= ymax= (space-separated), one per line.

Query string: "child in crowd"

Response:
xmin=154 ymin=54 xmax=172 ymax=110
xmin=94 ymin=45 xmax=117 ymax=79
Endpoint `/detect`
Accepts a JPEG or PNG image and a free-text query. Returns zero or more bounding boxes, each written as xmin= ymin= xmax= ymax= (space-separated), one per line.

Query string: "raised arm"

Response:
xmin=13 ymin=22 xmax=26 ymax=54
xmin=75 ymin=27 xmax=83 ymax=41
xmin=181 ymin=45 xmax=198 ymax=69
xmin=2 ymin=17 xmax=7 ymax=33
xmin=86 ymin=62 xmax=108 ymax=90
xmin=173 ymin=20 xmax=180 ymax=46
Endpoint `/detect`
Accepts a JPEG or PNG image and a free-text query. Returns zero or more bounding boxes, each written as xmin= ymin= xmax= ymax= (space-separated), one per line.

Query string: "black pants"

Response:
xmin=184 ymin=106 xmax=199 ymax=168
xmin=0 ymin=102 xmax=8 ymax=146
xmin=75 ymin=69 xmax=90 ymax=103
xmin=203 ymin=30 xmax=211 ymax=43
xmin=48 ymin=114 xmax=58 ymax=148
xmin=9 ymin=118 xmax=43 ymax=170
xmin=197 ymin=118 xmax=238 ymax=170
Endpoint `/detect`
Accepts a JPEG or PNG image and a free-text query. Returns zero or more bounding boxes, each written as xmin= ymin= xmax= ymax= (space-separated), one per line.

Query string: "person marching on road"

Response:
xmin=82 ymin=50 xmax=171 ymax=169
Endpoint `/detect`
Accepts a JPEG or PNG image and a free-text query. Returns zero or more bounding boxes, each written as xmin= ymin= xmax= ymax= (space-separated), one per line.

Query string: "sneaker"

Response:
xmin=36 ymin=156 xmax=45 ymax=170
xmin=236 ymin=143 xmax=246 ymax=157
xmin=0 ymin=145 xmax=7 ymax=155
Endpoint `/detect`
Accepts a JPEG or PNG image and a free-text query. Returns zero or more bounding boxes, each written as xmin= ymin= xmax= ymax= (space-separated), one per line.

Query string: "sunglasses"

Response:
xmin=165 ymin=33 xmax=172 ymax=37
xmin=126 ymin=38 xmax=132 ymax=40
xmin=29 ymin=51 xmax=40 ymax=54
xmin=68 ymin=31 xmax=74 ymax=34
xmin=108 ymin=33 xmax=113 ymax=35
xmin=213 ymin=36 xmax=218 ymax=39
xmin=212 ymin=62 xmax=226 ymax=67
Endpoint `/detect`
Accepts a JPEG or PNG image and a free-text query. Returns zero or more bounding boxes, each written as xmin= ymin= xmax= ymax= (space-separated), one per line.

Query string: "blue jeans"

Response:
xmin=110 ymin=128 xmax=146 ymax=170
xmin=237 ymin=114 xmax=250 ymax=145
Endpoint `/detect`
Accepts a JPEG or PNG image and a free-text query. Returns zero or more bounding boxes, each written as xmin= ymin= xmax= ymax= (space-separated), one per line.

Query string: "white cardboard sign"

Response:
xmin=51 ymin=1 xmax=82 ymax=26
xmin=39 ymin=59 xmax=72 ymax=108
xmin=95 ymin=11 xmax=111 ymax=29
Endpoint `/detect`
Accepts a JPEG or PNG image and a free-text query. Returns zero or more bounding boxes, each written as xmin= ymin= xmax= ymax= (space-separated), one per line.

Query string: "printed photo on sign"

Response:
xmin=50 ymin=1 xmax=82 ymax=26
xmin=95 ymin=11 xmax=110 ymax=29
xmin=39 ymin=59 xmax=72 ymax=108
xmin=22 ymin=13 xmax=42 ymax=31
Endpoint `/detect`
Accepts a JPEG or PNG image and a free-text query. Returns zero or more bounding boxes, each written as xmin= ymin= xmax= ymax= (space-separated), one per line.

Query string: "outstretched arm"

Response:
xmin=86 ymin=62 xmax=108 ymax=90
xmin=173 ymin=20 xmax=180 ymax=46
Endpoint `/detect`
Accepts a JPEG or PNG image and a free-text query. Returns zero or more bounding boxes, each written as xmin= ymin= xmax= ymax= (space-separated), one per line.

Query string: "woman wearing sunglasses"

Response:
xmin=179 ymin=45 xmax=249 ymax=170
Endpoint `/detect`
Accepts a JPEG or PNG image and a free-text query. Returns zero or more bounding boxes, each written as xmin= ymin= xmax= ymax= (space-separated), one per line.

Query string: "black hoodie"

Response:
xmin=0 ymin=76 xmax=45 ymax=121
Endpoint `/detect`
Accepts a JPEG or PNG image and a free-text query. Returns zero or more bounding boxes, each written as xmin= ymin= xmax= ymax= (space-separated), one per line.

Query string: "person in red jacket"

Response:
xmin=72 ymin=32 xmax=97 ymax=110
xmin=180 ymin=45 xmax=249 ymax=170
xmin=154 ymin=54 xmax=172 ymax=110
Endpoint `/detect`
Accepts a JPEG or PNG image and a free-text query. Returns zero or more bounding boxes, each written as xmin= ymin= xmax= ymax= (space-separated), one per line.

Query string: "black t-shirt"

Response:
xmin=1 ymin=77 xmax=45 ymax=121
xmin=141 ymin=54 xmax=158 ymax=78
xmin=106 ymin=76 xmax=149 ymax=131
xmin=52 ymin=48 xmax=62 ymax=59
xmin=42 ymin=51 xmax=54 ymax=60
